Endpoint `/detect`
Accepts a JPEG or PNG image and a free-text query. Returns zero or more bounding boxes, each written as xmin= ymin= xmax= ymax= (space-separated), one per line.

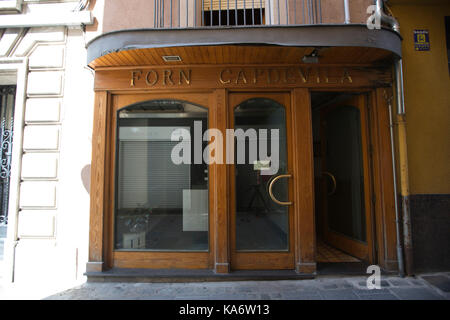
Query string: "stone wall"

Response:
xmin=0 ymin=3 xmax=95 ymax=285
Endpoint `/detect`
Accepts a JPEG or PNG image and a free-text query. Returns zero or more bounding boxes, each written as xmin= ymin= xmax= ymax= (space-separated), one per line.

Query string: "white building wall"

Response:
xmin=0 ymin=0 xmax=99 ymax=289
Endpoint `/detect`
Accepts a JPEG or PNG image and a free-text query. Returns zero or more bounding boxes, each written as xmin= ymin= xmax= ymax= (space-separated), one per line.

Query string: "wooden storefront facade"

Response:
xmin=86 ymin=41 xmax=401 ymax=276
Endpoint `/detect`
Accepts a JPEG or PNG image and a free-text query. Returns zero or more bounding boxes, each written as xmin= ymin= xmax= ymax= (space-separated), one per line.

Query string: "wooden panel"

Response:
xmin=113 ymin=252 xmax=210 ymax=269
xmin=372 ymin=88 xmax=399 ymax=270
xmin=291 ymin=88 xmax=316 ymax=273
xmin=89 ymin=46 xmax=393 ymax=69
xmin=212 ymin=89 xmax=230 ymax=273
xmin=94 ymin=65 xmax=392 ymax=91
xmin=88 ymin=91 xmax=109 ymax=268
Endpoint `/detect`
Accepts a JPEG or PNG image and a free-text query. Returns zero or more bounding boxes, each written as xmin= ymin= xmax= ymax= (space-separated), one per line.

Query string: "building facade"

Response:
xmin=0 ymin=0 xmax=448 ymax=286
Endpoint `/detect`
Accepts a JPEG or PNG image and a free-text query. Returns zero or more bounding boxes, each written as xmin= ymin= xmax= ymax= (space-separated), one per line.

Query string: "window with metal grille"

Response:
xmin=0 ymin=86 xmax=16 ymax=226
xmin=202 ymin=0 xmax=265 ymax=26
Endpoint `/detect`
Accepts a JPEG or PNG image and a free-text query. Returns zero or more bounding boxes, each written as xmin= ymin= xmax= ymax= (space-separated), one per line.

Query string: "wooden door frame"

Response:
xmin=227 ymin=91 xmax=295 ymax=270
xmin=318 ymin=94 xmax=375 ymax=263
xmin=86 ymin=84 xmax=398 ymax=274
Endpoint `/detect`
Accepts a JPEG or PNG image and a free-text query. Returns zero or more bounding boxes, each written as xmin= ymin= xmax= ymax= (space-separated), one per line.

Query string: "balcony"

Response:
xmin=87 ymin=0 xmax=402 ymax=68
xmin=102 ymin=0 xmax=375 ymax=30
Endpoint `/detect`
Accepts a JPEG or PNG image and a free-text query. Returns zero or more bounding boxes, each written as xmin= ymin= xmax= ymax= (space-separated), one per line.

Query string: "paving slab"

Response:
xmin=389 ymin=287 xmax=444 ymax=300
xmin=318 ymin=289 xmax=360 ymax=300
xmin=2 ymin=273 xmax=449 ymax=300
xmin=421 ymin=275 xmax=450 ymax=293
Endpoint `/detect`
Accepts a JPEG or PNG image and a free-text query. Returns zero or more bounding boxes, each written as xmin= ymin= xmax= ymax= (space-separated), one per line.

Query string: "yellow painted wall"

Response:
xmin=391 ymin=3 xmax=450 ymax=194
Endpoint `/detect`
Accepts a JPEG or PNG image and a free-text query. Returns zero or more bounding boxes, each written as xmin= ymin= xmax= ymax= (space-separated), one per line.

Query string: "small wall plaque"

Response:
xmin=414 ymin=29 xmax=430 ymax=51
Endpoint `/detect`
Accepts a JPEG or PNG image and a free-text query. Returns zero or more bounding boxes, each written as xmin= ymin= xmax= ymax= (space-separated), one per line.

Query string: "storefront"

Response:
xmin=84 ymin=22 xmax=402 ymax=278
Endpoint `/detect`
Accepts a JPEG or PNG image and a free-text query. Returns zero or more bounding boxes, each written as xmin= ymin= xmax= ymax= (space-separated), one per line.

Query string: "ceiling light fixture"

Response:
xmin=302 ymin=49 xmax=320 ymax=64
xmin=162 ymin=55 xmax=182 ymax=62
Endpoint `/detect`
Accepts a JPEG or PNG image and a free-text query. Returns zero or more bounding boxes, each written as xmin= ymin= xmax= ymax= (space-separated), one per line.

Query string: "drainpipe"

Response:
xmin=343 ymin=0 xmax=350 ymax=24
xmin=375 ymin=0 xmax=414 ymax=276
xmin=394 ymin=59 xmax=414 ymax=276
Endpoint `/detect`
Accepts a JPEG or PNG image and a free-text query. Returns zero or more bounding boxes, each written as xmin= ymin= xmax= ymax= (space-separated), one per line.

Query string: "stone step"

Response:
xmin=86 ymin=268 xmax=315 ymax=283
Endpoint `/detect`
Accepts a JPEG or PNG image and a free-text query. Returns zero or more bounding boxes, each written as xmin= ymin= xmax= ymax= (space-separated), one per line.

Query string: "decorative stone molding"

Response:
xmin=18 ymin=210 xmax=56 ymax=238
xmin=0 ymin=0 xmax=23 ymax=14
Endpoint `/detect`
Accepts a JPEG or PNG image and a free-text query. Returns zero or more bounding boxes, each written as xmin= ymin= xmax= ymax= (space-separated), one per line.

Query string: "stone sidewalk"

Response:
xmin=3 ymin=272 xmax=448 ymax=300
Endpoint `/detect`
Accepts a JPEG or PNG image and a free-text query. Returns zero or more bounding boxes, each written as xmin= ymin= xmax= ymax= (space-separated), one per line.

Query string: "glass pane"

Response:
xmin=115 ymin=100 xmax=209 ymax=251
xmin=325 ymin=106 xmax=367 ymax=242
xmin=234 ymin=98 xmax=289 ymax=251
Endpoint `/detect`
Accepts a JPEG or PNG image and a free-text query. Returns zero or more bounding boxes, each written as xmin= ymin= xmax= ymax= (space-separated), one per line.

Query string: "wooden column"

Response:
xmin=291 ymin=88 xmax=316 ymax=274
xmin=371 ymin=88 xmax=399 ymax=271
xmin=86 ymin=91 xmax=109 ymax=273
xmin=213 ymin=88 xmax=230 ymax=273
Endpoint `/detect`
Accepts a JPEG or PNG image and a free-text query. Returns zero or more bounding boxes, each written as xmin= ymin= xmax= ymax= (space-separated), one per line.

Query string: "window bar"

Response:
xmin=186 ymin=0 xmax=189 ymax=27
xmin=314 ymin=0 xmax=318 ymax=24
xmin=227 ymin=0 xmax=230 ymax=26
xmin=171 ymin=0 xmax=173 ymax=27
xmin=211 ymin=0 xmax=213 ymax=26
xmin=313 ymin=0 xmax=316 ymax=24
xmin=201 ymin=0 xmax=204 ymax=26
xmin=285 ymin=0 xmax=288 ymax=24
xmin=252 ymin=0 xmax=255 ymax=25
xmin=162 ymin=0 xmax=164 ymax=27
xmin=294 ymin=0 xmax=296 ymax=24
xmin=302 ymin=0 xmax=305 ymax=24
xmin=277 ymin=0 xmax=280 ymax=25
xmin=158 ymin=0 xmax=161 ymax=27
xmin=178 ymin=0 xmax=181 ymax=27
xmin=244 ymin=0 xmax=246 ymax=26
xmin=318 ymin=0 xmax=322 ymax=23
xmin=268 ymin=0 xmax=275 ymax=25
xmin=306 ymin=0 xmax=309 ymax=24
xmin=308 ymin=0 xmax=313 ymax=24
xmin=194 ymin=0 xmax=197 ymax=26
xmin=154 ymin=0 xmax=157 ymax=27
xmin=219 ymin=0 xmax=221 ymax=26
xmin=259 ymin=0 xmax=263 ymax=25
xmin=235 ymin=0 xmax=238 ymax=25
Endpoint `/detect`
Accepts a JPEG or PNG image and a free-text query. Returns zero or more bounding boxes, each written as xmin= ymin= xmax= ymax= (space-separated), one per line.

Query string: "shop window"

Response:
xmin=115 ymin=100 xmax=209 ymax=251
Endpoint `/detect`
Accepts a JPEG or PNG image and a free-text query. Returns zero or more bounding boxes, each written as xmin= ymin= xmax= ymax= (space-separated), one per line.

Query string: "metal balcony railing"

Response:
xmin=150 ymin=0 xmax=364 ymax=28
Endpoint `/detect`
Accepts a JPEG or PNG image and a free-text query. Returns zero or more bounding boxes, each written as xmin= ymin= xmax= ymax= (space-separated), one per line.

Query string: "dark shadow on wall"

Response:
xmin=81 ymin=164 xmax=91 ymax=194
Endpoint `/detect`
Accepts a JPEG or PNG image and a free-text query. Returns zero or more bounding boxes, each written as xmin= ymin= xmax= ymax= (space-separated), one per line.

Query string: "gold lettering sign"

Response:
xmin=128 ymin=67 xmax=357 ymax=88
xmin=130 ymin=69 xmax=191 ymax=87
xmin=217 ymin=67 xmax=353 ymax=86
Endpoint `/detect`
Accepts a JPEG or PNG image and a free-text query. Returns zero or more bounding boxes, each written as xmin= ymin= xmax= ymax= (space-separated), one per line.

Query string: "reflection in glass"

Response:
xmin=325 ymin=106 xmax=367 ymax=242
xmin=234 ymin=98 xmax=289 ymax=251
xmin=115 ymin=100 xmax=209 ymax=251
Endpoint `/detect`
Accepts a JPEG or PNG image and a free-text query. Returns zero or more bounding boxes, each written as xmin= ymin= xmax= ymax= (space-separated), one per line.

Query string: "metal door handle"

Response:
xmin=322 ymin=171 xmax=337 ymax=196
xmin=268 ymin=174 xmax=293 ymax=206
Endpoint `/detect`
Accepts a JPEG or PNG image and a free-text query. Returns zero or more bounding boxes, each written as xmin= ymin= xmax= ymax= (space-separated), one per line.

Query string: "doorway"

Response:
xmin=312 ymin=92 xmax=375 ymax=271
